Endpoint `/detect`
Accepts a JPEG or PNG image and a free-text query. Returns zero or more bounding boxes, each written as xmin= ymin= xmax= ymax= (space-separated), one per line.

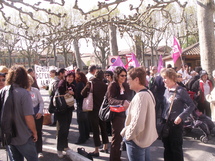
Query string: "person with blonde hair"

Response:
xmin=160 ymin=68 xmax=195 ymax=161
xmin=0 ymin=65 xmax=8 ymax=74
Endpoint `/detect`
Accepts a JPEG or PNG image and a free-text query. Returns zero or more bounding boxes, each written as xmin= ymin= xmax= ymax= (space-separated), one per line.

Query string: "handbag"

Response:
xmin=82 ymin=81 xmax=93 ymax=112
xmin=99 ymin=95 xmax=115 ymax=122
xmin=64 ymin=93 xmax=75 ymax=107
xmin=53 ymin=89 xmax=68 ymax=113
xmin=157 ymin=90 xmax=176 ymax=139
xmin=77 ymin=148 xmax=93 ymax=160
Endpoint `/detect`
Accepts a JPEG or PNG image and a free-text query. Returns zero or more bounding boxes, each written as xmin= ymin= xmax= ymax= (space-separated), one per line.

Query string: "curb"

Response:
xmin=66 ymin=149 xmax=91 ymax=161
xmin=43 ymin=145 xmax=91 ymax=161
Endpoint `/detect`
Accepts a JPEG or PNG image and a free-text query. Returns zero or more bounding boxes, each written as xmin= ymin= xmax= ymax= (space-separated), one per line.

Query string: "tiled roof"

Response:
xmin=163 ymin=42 xmax=199 ymax=60
xmin=182 ymin=42 xmax=199 ymax=55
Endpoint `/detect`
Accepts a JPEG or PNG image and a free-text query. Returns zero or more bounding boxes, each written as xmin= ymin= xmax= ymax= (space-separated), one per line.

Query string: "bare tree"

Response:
xmin=196 ymin=0 xmax=215 ymax=78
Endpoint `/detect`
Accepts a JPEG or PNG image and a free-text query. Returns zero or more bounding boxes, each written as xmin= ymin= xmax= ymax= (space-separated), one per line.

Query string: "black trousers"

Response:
xmin=56 ymin=108 xmax=73 ymax=151
xmin=76 ymin=110 xmax=90 ymax=143
xmin=109 ymin=115 xmax=125 ymax=161
xmin=162 ymin=121 xmax=184 ymax=161
xmin=35 ymin=116 xmax=44 ymax=153
xmin=88 ymin=110 xmax=109 ymax=147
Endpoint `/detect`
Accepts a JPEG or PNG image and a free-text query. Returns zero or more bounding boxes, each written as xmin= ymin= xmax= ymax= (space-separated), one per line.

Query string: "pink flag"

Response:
xmin=157 ymin=55 xmax=163 ymax=73
xmin=172 ymin=37 xmax=182 ymax=63
xmin=125 ymin=53 xmax=140 ymax=69
xmin=107 ymin=56 xmax=125 ymax=71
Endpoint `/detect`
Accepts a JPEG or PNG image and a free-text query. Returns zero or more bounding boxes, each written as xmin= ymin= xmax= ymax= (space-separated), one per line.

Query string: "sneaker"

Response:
xmin=57 ymin=151 xmax=63 ymax=158
xmin=64 ymin=147 xmax=70 ymax=151
xmin=38 ymin=153 xmax=44 ymax=158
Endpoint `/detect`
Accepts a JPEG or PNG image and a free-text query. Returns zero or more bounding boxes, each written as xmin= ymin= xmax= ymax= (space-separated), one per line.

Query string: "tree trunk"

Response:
xmin=100 ymin=47 xmax=106 ymax=69
xmin=141 ymin=42 xmax=145 ymax=67
xmin=63 ymin=46 xmax=68 ymax=67
xmin=8 ymin=50 xmax=12 ymax=67
xmin=134 ymin=35 xmax=142 ymax=63
xmin=109 ymin=24 xmax=118 ymax=56
xmin=73 ymin=39 xmax=83 ymax=70
xmin=53 ymin=44 xmax=57 ymax=67
xmin=197 ymin=0 xmax=215 ymax=78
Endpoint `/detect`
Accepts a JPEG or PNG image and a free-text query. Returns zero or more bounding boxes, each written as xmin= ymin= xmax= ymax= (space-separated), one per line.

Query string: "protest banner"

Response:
xmin=125 ymin=53 xmax=140 ymax=69
xmin=34 ymin=65 xmax=51 ymax=87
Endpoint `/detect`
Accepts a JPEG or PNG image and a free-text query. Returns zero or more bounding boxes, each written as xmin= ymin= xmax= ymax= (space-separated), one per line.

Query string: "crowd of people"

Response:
xmin=0 ymin=63 xmax=215 ymax=161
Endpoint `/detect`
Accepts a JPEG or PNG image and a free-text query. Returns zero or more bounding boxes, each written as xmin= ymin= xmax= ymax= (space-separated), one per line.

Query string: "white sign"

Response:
xmin=34 ymin=65 xmax=51 ymax=87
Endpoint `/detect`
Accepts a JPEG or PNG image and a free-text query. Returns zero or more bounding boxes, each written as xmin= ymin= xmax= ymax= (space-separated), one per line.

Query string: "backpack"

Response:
xmin=0 ymin=85 xmax=16 ymax=146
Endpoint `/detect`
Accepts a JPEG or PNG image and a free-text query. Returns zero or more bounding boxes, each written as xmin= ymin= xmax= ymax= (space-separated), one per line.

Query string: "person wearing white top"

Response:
xmin=86 ymin=65 xmax=97 ymax=81
xmin=27 ymin=74 xmax=44 ymax=158
xmin=206 ymin=70 xmax=215 ymax=121
xmin=121 ymin=67 xmax=158 ymax=161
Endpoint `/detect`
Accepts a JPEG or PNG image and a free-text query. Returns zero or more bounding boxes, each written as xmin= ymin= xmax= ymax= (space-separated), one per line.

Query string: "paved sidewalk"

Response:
xmin=1 ymin=89 xmax=215 ymax=161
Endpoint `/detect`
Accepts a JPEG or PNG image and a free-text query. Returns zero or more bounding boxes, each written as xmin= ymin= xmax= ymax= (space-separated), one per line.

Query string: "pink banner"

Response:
xmin=107 ymin=56 xmax=125 ymax=71
xmin=172 ymin=37 xmax=182 ymax=63
xmin=125 ymin=53 xmax=140 ymax=69
xmin=157 ymin=55 xmax=163 ymax=73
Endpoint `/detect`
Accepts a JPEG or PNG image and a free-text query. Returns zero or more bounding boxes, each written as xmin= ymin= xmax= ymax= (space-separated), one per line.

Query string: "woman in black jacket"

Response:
xmin=75 ymin=72 xmax=90 ymax=144
xmin=107 ymin=66 xmax=133 ymax=161
xmin=56 ymin=71 xmax=76 ymax=158
xmin=81 ymin=70 xmax=109 ymax=157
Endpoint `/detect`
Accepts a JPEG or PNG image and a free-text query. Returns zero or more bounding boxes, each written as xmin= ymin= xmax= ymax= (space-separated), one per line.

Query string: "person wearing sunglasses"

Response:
xmin=107 ymin=66 xmax=133 ymax=161
xmin=0 ymin=72 xmax=6 ymax=89
xmin=104 ymin=71 xmax=114 ymax=85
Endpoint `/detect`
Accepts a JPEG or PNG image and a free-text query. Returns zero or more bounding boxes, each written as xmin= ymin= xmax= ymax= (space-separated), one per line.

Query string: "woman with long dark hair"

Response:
xmin=107 ymin=66 xmax=133 ymax=161
xmin=75 ymin=72 xmax=90 ymax=144
xmin=56 ymin=70 xmax=76 ymax=158
xmin=81 ymin=70 xmax=109 ymax=157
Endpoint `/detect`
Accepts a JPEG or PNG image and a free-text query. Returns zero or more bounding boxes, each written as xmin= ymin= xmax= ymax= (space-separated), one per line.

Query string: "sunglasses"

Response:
xmin=105 ymin=75 xmax=110 ymax=77
xmin=0 ymin=79 xmax=5 ymax=82
xmin=119 ymin=75 xmax=127 ymax=77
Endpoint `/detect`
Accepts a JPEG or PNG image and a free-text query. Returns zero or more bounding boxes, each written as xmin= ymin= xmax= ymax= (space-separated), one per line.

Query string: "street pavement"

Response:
xmin=1 ymin=89 xmax=215 ymax=161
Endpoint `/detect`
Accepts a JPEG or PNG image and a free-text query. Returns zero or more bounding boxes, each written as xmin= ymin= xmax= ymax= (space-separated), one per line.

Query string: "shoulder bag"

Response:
xmin=99 ymin=94 xmax=115 ymax=122
xmin=157 ymin=90 xmax=177 ymax=139
xmin=82 ymin=81 xmax=93 ymax=112
xmin=53 ymin=89 xmax=68 ymax=113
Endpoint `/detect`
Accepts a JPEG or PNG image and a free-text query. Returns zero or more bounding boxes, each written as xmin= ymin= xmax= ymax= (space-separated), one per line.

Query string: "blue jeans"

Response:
xmin=9 ymin=137 xmax=38 ymax=161
xmin=125 ymin=140 xmax=151 ymax=161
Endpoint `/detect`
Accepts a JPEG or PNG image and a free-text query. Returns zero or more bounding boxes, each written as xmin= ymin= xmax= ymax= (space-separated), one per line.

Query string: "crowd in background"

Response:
xmin=0 ymin=63 xmax=215 ymax=161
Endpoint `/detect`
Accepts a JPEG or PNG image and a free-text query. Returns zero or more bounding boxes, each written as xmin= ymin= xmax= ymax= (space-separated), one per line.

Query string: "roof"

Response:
xmin=163 ymin=42 xmax=199 ymax=60
xmin=182 ymin=42 xmax=199 ymax=56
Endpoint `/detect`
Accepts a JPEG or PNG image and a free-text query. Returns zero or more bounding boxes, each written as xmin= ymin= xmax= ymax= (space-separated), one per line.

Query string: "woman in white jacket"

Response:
xmin=206 ymin=70 xmax=215 ymax=121
xmin=121 ymin=67 xmax=158 ymax=161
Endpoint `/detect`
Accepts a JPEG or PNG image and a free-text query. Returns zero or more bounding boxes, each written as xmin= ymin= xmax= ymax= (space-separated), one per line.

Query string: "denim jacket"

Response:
xmin=163 ymin=85 xmax=196 ymax=121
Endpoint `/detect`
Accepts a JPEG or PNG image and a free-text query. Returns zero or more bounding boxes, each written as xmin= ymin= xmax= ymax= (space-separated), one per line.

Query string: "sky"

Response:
xmin=69 ymin=0 xmax=193 ymax=53
xmin=69 ymin=0 xmax=144 ymax=53
xmin=4 ymin=0 xmax=193 ymax=53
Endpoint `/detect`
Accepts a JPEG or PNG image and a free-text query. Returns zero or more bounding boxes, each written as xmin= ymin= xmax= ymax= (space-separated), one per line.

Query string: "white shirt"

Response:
xmin=86 ymin=72 xmax=95 ymax=81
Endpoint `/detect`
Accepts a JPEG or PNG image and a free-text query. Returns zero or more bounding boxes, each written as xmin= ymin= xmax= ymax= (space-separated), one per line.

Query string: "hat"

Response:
xmin=200 ymin=70 xmax=208 ymax=78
